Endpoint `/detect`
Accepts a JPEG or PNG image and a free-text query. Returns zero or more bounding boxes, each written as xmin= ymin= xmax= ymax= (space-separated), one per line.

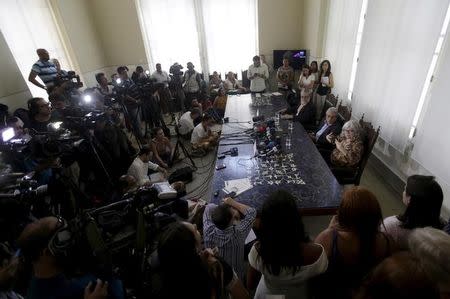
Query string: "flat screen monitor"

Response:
xmin=273 ymin=50 xmax=307 ymax=70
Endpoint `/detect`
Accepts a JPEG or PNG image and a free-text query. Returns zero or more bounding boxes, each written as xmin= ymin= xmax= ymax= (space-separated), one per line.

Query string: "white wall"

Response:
xmin=0 ymin=31 xmax=32 ymax=112
xmin=301 ymin=0 xmax=328 ymax=60
xmin=258 ymin=0 xmax=304 ymax=67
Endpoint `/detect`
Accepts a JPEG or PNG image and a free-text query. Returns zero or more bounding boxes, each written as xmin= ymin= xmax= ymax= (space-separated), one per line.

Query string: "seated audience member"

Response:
xmin=178 ymin=108 xmax=201 ymax=138
xmin=151 ymin=127 xmax=174 ymax=169
xmin=277 ymin=58 xmax=294 ymax=90
xmin=330 ymin=119 xmax=364 ymax=167
xmin=27 ymin=97 xmax=61 ymax=133
xmin=310 ymin=107 xmax=341 ymax=149
xmin=298 ymin=64 xmax=315 ymax=104
xmin=131 ymin=65 xmax=145 ymax=83
xmin=224 ymin=72 xmax=247 ymax=93
xmin=247 ymin=190 xmax=328 ymax=299
xmin=212 ymin=88 xmax=227 ymax=118
xmin=127 ymin=146 xmax=168 ymax=186
xmin=209 ymin=71 xmax=222 ymax=93
xmin=354 ymin=252 xmax=440 ymax=299
xmin=190 ymin=115 xmax=219 ymax=155
xmin=382 ymin=175 xmax=444 ymax=250
xmin=155 ymin=221 xmax=250 ymax=299
xmin=408 ymin=227 xmax=450 ymax=299
xmin=17 ymin=217 xmax=118 ymax=299
xmin=314 ymin=187 xmax=393 ymax=299
xmin=203 ymin=197 xmax=257 ymax=281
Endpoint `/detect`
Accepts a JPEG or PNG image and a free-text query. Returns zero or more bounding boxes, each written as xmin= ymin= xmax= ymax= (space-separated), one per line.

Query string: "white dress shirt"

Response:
xmin=248 ymin=64 xmax=269 ymax=92
xmin=191 ymin=123 xmax=208 ymax=144
xmin=127 ymin=156 xmax=160 ymax=186
xmin=151 ymin=71 xmax=171 ymax=87
xmin=179 ymin=111 xmax=195 ymax=135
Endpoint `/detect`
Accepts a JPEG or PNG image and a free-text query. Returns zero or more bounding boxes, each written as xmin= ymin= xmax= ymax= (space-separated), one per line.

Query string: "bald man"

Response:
xmin=29 ymin=49 xmax=61 ymax=91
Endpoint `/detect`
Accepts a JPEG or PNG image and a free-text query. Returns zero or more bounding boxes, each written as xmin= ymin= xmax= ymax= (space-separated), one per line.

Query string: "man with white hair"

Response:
xmin=310 ymin=107 xmax=341 ymax=149
xmin=408 ymin=227 xmax=450 ymax=299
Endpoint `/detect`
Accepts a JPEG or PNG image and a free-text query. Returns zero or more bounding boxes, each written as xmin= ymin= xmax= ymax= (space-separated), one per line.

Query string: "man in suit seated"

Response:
xmin=309 ymin=107 xmax=341 ymax=150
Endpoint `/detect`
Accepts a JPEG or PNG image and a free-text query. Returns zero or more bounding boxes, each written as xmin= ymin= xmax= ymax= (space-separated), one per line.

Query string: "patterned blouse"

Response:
xmin=331 ymin=135 xmax=364 ymax=167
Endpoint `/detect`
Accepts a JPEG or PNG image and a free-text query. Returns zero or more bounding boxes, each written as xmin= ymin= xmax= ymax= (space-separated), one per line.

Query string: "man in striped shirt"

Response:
xmin=28 ymin=48 xmax=60 ymax=90
xmin=203 ymin=197 xmax=257 ymax=280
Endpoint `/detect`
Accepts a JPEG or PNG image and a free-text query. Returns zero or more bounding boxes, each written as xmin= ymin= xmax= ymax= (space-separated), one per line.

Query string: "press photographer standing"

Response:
xmin=182 ymin=62 xmax=202 ymax=109
xmin=117 ymin=66 xmax=144 ymax=143
xmin=28 ymin=49 xmax=62 ymax=91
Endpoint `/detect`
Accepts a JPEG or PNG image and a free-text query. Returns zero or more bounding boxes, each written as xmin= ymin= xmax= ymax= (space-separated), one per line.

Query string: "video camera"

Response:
xmin=169 ymin=63 xmax=184 ymax=76
xmin=54 ymin=70 xmax=83 ymax=90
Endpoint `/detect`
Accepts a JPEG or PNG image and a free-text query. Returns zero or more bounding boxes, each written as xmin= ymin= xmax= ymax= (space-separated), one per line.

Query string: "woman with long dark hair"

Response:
xmin=247 ymin=190 xmax=327 ymax=298
xmin=382 ymin=175 xmax=444 ymax=249
xmin=155 ymin=221 xmax=249 ymax=299
xmin=315 ymin=60 xmax=334 ymax=122
xmin=314 ymin=187 xmax=393 ymax=299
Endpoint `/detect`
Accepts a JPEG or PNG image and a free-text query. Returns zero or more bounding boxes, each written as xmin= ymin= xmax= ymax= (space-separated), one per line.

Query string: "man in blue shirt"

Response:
xmin=28 ymin=49 xmax=60 ymax=91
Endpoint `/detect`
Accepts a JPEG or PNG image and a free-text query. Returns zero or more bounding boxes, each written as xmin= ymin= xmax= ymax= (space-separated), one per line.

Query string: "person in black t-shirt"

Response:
xmin=27 ymin=97 xmax=61 ymax=133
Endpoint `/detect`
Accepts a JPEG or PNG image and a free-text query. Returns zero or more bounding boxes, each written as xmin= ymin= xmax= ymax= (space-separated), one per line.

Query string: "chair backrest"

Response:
xmin=355 ymin=120 xmax=380 ymax=184
xmin=241 ymin=70 xmax=250 ymax=88
xmin=338 ymin=104 xmax=352 ymax=123
xmin=326 ymin=93 xmax=339 ymax=107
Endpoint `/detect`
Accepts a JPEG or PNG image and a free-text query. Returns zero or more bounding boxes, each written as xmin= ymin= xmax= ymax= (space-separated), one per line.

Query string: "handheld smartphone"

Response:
xmin=216 ymin=164 xmax=226 ymax=170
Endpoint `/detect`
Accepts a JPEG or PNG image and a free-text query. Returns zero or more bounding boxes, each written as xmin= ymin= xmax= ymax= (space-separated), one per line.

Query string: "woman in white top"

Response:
xmin=298 ymin=65 xmax=316 ymax=105
xmin=247 ymin=190 xmax=328 ymax=299
xmin=382 ymin=175 xmax=445 ymax=250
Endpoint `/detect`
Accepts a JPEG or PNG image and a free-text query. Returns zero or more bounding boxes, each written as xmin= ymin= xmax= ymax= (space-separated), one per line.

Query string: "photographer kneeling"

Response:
xmin=127 ymin=146 xmax=168 ymax=187
xmin=17 ymin=216 xmax=123 ymax=299
xmin=190 ymin=115 xmax=219 ymax=157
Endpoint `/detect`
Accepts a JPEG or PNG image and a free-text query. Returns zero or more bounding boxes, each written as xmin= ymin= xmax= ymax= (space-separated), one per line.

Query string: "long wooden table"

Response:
xmin=209 ymin=93 xmax=342 ymax=215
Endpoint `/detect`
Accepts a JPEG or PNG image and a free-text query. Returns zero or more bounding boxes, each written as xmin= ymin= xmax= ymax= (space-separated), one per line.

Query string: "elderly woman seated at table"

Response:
xmin=330 ymin=119 xmax=364 ymax=167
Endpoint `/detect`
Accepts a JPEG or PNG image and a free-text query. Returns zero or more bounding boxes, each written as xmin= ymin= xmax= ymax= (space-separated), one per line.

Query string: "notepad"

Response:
xmin=223 ymin=178 xmax=253 ymax=196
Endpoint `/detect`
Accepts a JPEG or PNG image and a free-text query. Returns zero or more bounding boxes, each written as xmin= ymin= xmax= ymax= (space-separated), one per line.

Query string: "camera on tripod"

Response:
xmin=54 ymin=70 xmax=83 ymax=90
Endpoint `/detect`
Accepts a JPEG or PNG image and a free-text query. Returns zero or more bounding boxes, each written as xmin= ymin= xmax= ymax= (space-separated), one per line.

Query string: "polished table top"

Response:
xmin=209 ymin=93 xmax=342 ymax=214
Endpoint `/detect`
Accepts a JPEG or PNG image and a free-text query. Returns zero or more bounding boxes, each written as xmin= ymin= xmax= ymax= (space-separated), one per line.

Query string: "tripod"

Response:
xmin=172 ymin=118 xmax=197 ymax=170
xmin=117 ymin=95 xmax=144 ymax=149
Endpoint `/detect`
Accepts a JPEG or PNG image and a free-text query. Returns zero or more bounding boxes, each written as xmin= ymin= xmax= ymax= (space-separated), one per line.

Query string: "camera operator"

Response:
xmin=17 ymin=216 xmax=123 ymax=299
xmin=142 ymin=83 xmax=166 ymax=129
xmin=93 ymin=115 xmax=136 ymax=181
xmin=26 ymin=98 xmax=61 ymax=133
xmin=151 ymin=63 xmax=171 ymax=115
xmin=182 ymin=62 xmax=202 ymax=110
xmin=116 ymin=66 xmax=144 ymax=142
xmin=131 ymin=66 xmax=145 ymax=84
xmin=28 ymin=49 xmax=61 ymax=91
xmin=168 ymin=63 xmax=185 ymax=112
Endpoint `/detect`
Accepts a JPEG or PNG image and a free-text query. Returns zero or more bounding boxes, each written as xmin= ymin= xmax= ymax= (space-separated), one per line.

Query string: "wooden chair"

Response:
xmin=330 ymin=115 xmax=380 ymax=185
xmin=337 ymin=103 xmax=352 ymax=124
xmin=319 ymin=93 xmax=339 ymax=121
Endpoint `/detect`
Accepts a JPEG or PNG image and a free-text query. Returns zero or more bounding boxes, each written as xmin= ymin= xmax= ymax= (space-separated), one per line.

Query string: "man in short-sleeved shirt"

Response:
xmin=203 ymin=197 xmax=257 ymax=280
xmin=178 ymin=108 xmax=201 ymax=136
xmin=127 ymin=146 xmax=167 ymax=186
xmin=29 ymin=49 xmax=59 ymax=90
xmin=151 ymin=63 xmax=171 ymax=88
xmin=248 ymin=56 xmax=269 ymax=93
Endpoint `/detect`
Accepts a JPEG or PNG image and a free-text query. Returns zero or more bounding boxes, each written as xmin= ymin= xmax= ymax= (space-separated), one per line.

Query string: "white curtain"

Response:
xmin=138 ymin=0 xmax=257 ymax=78
xmin=412 ymin=23 xmax=450 ymax=210
xmin=322 ymin=0 xmax=363 ymax=101
xmin=351 ymin=0 xmax=449 ymax=152
xmin=138 ymin=0 xmax=202 ymax=73
xmin=0 ymin=0 xmax=74 ymax=99
xmin=201 ymin=0 xmax=257 ymax=79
